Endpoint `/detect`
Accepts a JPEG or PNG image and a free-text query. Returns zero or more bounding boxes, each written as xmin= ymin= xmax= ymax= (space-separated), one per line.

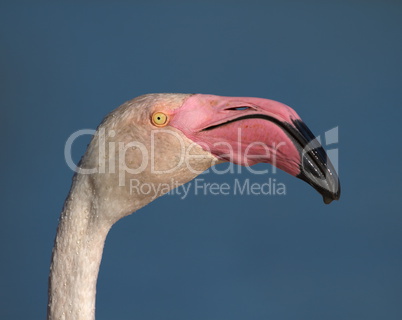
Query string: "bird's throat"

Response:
xmin=47 ymin=174 xmax=112 ymax=320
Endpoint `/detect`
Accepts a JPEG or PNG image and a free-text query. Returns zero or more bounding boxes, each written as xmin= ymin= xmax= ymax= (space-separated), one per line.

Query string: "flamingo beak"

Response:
xmin=171 ymin=94 xmax=340 ymax=204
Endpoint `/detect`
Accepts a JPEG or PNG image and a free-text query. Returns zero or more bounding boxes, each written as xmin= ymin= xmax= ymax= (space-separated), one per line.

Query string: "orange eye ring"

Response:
xmin=151 ymin=112 xmax=169 ymax=127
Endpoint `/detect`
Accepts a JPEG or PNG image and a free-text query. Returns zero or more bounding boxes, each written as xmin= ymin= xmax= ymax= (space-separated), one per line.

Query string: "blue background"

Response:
xmin=1 ymin=2 xmax=401 ymax=319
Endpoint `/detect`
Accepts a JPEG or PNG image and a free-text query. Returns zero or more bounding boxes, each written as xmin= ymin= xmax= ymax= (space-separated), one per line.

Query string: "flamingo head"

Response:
xmin=84 ymin=93 xmax=340 ymax=221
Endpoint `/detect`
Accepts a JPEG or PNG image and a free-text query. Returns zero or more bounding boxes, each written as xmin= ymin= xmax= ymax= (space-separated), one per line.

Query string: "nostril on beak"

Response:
xmin=225 ymin=106 xmax=253 ymax=111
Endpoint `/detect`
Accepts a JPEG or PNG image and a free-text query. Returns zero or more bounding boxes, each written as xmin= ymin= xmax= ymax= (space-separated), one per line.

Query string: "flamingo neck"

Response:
xmin=47 ymin=174 xmax=112 ymax=320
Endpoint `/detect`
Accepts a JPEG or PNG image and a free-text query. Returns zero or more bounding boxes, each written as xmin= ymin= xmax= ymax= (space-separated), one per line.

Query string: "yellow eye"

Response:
xmin=151 ymin=112 xmax=169 ymax=127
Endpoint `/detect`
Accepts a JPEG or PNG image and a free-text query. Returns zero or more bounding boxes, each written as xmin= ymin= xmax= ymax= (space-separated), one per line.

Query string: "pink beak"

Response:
xmin=171 ymin=94 xmax=340 ymax=204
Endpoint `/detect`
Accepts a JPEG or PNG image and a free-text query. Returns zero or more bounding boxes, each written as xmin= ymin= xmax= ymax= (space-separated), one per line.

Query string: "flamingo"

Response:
xmin=47 ymin=93 xmax=340 ymax=320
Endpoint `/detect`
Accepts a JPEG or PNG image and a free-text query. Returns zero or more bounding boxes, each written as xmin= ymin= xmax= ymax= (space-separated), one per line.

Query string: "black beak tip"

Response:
xmin=297 ymin=171 xmax=341 ymax=205
xmin=323 ymin=196 xmax=334 ymax=205
xmin=321 ymin=181 xmax=341 ymax=205
xmin=289 ymin=119 xmax=341 ymax=205
xmin=322 ymin=192 xmax=339 ymax=204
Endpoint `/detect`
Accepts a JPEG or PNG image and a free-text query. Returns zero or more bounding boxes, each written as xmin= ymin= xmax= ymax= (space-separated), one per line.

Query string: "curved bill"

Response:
xmin=171 ymin=94 xmax=341 ymax=204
